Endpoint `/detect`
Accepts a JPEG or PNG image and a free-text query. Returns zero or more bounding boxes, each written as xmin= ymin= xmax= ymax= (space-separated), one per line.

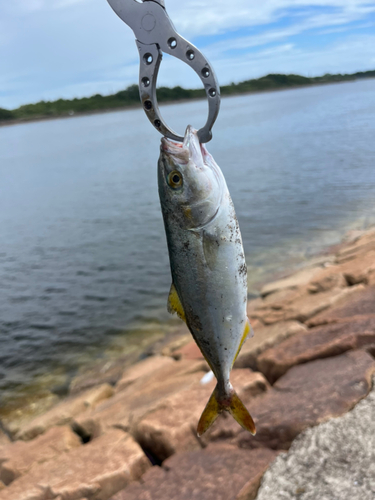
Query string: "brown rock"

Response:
xmin=116 ymin=355 xmax=175 ymax=392
xmin=159 ymin=330 xmax=192 ymax=357
xmin=205 ymin=350 xmax=375 ymax=450
xmin=73 ymin=359 xmax=208 ymax=439
xmin=368 ymin=271 xmax=375 ymax=286
xmin=69 ymin=357 xmax=129 ymax=395
xmin=260 ymin=266 xmax=323 ymax=297
xmin=111 ymin=445 xmax=279 ymax=500
xmin=307 ymin=266 xmax=347 ymax=293
xmin=133 ymin=370 xmax=269 ymax=462
xmin=307 ymin=285 xmax=375 ymax=326
xmin=0 ymin=430 xmax=149 ymax=500
xmin=172 ymin=340 xmax=204 ymax=360
xmin=0 ymin=425 xmax=81 ymax=485
xmin=252 ymin=287 xmax=360 ymax=325
xmin=0 ymin=430 xmax=10 ymax=447
xmin=16 ymin=384 xmax=114 ymax=441
xmin=234 ymin=321 xmax=307 ymax=370
xmin=253 ymin=287 xmax=305 ymax=311
xmin=335 ymin=229 xmax=375 ymax=263
xmin=0 ymin=481 xmax=5 ymax=491
xmin=282 ymin=286 xmax=361 ymax=323
xmin=258 ymin=317 xmax=375 ymax=383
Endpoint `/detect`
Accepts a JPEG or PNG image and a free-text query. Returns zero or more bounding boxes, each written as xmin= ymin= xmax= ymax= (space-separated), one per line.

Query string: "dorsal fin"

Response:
xmin=167 ymin=283 xmax=186 ymax=322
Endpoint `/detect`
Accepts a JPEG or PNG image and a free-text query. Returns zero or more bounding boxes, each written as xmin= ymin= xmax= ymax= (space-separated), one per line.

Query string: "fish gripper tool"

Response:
xmin=106 ymin=0 xmax=221 ymax=143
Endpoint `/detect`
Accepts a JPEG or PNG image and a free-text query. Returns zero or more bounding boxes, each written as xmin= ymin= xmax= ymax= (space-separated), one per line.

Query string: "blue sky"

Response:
xmin=1 ymin=0 xmax=375 ymax=109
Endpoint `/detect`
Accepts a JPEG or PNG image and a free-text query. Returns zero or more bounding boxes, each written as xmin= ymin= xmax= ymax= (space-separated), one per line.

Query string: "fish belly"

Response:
xmin=166 ymin=194 xmax=248 ymax=382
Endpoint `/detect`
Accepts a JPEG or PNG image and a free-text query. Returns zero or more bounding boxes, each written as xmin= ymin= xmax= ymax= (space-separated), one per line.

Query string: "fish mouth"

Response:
xmin=161 ymin=126 xmax=205 ymax=168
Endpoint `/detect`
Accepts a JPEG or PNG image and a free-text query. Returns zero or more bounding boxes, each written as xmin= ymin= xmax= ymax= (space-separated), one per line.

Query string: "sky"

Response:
xmin=1 ymin=0 xmax=375 ymax=109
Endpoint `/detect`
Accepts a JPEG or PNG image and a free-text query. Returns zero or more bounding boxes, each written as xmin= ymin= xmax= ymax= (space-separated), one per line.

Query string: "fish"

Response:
xmin=158 ymin=125 xmax=256 ymax=437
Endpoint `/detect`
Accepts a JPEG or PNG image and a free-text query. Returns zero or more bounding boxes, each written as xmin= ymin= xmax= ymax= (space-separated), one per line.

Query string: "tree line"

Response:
xmin=1 ymin=70 xmax=374 ymax=124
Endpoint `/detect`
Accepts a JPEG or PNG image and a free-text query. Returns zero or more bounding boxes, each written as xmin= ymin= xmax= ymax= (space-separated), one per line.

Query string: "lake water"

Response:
xmin=1 ymin=79 xmax=375 ymax=416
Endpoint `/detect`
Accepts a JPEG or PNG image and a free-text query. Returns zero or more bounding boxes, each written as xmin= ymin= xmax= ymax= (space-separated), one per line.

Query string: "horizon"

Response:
xmin=2 ymin=68 xmax=374 ymax=112
xmin=1 ymin=1 xmax=375 ymax=109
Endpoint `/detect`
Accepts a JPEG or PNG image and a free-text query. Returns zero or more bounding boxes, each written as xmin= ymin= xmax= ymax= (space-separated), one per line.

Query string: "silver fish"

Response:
xmin=158 ymin=126 xmax=255 ymax=436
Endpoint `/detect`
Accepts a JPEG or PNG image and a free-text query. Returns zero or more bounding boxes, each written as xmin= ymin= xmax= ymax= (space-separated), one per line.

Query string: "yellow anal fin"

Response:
xmin=197 ymin=384 xmax=256 ymax=437
xmin=167 ymin=283 xmax=186 ymax=322
xmin=232 ymin=317 xmax=252 ymax=368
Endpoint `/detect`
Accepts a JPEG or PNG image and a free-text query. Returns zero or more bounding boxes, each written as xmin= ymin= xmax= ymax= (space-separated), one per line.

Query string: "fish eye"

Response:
xmin=167 ymin=170 xmax=183 ymax=189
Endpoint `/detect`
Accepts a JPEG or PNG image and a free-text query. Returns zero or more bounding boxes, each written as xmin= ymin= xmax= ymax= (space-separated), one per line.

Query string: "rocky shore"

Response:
xmin=0 ymin=227 xmax=374 ymax=500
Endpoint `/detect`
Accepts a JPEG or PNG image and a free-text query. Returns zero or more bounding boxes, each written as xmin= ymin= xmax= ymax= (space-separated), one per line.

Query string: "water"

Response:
xmin=1 ymin=79 xmax=375 ymax=415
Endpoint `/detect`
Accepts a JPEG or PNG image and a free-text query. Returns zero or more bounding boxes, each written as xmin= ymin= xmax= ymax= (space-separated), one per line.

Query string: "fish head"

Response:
xmin=158 ymin=126 xmax=224 ymax=230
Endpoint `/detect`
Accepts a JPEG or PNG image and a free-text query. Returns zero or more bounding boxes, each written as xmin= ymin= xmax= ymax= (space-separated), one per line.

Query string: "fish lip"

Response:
xmin=160 ymin=126 xmax=204 ymax=168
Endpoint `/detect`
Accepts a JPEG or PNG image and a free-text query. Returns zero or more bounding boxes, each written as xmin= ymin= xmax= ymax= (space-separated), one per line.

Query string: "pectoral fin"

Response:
xmin=167 ymin=283 xmax=186 ymax=322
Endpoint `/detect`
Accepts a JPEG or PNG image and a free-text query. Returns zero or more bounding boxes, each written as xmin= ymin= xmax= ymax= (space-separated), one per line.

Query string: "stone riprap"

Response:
xmin=0 ymin=227 xmax=374 ymax=500
xmin=256 ymin=376 xmax=375 ymax=500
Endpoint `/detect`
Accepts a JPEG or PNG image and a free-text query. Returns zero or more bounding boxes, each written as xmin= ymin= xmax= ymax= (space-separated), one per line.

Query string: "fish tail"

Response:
xmin=197 ymin=384 xmax=256 ymax=437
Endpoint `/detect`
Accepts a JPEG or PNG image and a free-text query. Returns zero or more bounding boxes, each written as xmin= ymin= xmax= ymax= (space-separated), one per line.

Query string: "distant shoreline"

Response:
xmin=1 ymin=71 xmax=374 ymax=129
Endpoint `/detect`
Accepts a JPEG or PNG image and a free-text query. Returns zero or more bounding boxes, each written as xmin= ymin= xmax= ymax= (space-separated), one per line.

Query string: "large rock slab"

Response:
xmin=0 ymin=425 xmax=81 ymax=485
xmin=0 ymin=430 xmax=10 ymax=447
xmin=133 ymin=370 xmax=269 ymax=462
xmin=69 ymin=356 xmax=131 ymax=395
xmin=233 ymin=321 xmax=307 ymax=370
xmin=111 ymin=445 xmax=279 ymax=500
xmin=307 ymin=285 xmax=375 ymax=326
xmin=73 ymin=359 xmax=208 ymax=439
xmin=335 ymin=228 xmax=375 ymax=263
xmin=252 ymin=286 xmax=361 ymax=325
xmin=116 ymin=355 xmax=175 ymax=392
xmin=258 ymin=316 xmax=375 ymax=383
xmin=0 ymin=430 xmax=149 ymax=500
xmin=256 ymin=376 xmax=375 ymax=500
xmin=260 ymin=266 xmax=324 ymax=297
xmin=16 ymin=384 xmax=114 ymax=441
xmin=340 ymin=251 xmax=375 ymax=285
xmin=204 ymin=350 xmax=375 ymax=450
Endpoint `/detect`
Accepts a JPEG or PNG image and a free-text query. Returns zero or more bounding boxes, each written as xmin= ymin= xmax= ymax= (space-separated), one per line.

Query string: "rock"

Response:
xmin=16 ymin=384 xmax=114 ymax=441
xmin=335 ymin=229 xmax=375 ymax=263
xmin=73 ymin=360 xmax=208 ymax=439
xmin=205 ymin=350 xmax=375 ymax=450
xmin=258 ymin=316 xmax=375 ymax=383
xmin=233 ymin=321 xmax=307 ymax=370
xmin=69 ymin=357 xmax=129 ymax=395
xmin=282 ymin=286 xmax=361 ymax=323
xmin=159 ymin=331 xmax=192 ymax=357
xmin=172 ymin=341 xmax=203 ymax=361
xmin=116 ymin=355 xmax=175 ymax=392
xmin=307 ymin=266 xmax=347 ymax=293
xmin=0 ymin=426 xmax=81 ymax=485
xmin=307 ymin=285 xmax=374 ymax=326
xmin=252 ymin=286 xmax=361 ymax=325
xmin=133 ymin=370 xmax=269 ymax=462
xmin=260 ymin=266 xmax=323 ymax=297
xmin=0 ymin=430 xmax=10 ymax=447
xmin=256 ymin=376 xmax=375 ymax=500
xmin=0 ymin=430 xmax=149 ymax=500
xmin=341 ymin=251 xmax=375 ymax=284
xmin=111 ymin=445 xmax=279 ymax=500
xmin=253 ymin=287 xmax=305 ymax=311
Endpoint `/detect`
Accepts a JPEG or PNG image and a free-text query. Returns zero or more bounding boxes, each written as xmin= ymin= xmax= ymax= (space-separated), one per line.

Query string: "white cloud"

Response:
xmin=1 ymin=0 xmax=375 ymax=108
xmin=167 ymin=0 xmax=375 ymax=36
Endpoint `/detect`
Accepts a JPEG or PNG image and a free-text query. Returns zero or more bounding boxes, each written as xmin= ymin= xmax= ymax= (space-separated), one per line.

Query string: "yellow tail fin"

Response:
xmin=197 ymin=385 xmax=256 ymax=437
